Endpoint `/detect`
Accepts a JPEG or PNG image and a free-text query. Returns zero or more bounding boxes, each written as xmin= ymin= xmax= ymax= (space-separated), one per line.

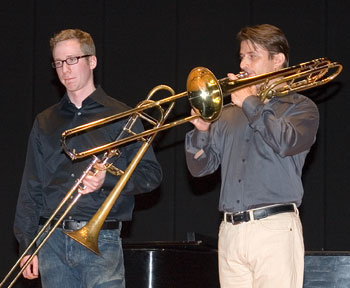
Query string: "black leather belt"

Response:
xmin=224 ymin=204 xmax=295 ymax=225
xmin=39 ymin=217 xmax=120 ymax=231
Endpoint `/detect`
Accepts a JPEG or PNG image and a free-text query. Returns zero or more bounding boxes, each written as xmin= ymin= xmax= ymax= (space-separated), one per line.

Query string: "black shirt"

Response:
xmin=14 ymin=87 xmax=162 ymax=254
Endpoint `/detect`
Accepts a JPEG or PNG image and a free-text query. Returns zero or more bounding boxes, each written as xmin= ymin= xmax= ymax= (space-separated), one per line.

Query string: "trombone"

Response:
xmin=62 ymin=57 xmax=342 ymax=160
xmin=1 ymin=57 xmax=342 ymax=288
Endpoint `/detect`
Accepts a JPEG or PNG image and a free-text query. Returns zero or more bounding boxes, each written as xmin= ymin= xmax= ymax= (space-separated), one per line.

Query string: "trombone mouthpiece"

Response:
xmin=237 ymin=71 xmax=248 ymax=79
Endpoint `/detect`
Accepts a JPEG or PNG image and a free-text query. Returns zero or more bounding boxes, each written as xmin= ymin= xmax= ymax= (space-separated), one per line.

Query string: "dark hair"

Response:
xmin=50 ymin=29 xmax=95 ymax=55
xmin=237 ymin=24 xmax=289 ymax=68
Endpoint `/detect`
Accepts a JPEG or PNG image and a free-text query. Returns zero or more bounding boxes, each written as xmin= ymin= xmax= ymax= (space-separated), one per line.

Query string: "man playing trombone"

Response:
xmin=13 ymin=28 xmax=162 ymax=288
xmin=185 ymin=24 xmax=319 ymax=287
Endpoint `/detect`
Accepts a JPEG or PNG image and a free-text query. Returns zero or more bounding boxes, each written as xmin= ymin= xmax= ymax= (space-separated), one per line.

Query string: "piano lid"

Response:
xmin=123 ymin=238 xmax=219 ymax=288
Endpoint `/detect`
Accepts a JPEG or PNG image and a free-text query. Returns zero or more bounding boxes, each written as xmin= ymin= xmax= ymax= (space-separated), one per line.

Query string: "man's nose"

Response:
xmin=240 ymin=57 xmax=248 ymax=71
xmin=62 ymin=61 xmax=71 ymax=72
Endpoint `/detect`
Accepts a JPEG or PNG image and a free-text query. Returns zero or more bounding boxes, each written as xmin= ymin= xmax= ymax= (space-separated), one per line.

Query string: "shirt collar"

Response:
xmin=59 ymin=86 xmax=107 ymax=111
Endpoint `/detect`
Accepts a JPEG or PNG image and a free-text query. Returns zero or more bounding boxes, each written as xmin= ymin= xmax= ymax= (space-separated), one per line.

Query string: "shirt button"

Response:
xmin=68 ymin=216 xmax=72 ymax=220
xmin=242 ymin=159 xmax=245 ymax=162
xmin=77 ymin=112 xmax=82 ymax=116
xmin=238 ymin=179 xmax=242 ymax=183
xmin=71 ymin=173 xmax=75 ymax=177
xmin=236 ymin=200 xmax=240 ymax=203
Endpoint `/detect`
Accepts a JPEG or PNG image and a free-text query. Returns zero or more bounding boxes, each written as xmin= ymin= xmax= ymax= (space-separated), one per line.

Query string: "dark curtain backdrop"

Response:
xmin=1 ymin=0 xmax=349 ymax=286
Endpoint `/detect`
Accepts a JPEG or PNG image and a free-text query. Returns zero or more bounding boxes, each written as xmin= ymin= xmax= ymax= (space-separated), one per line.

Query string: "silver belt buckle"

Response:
xmin=62 ymin=219 xmax=74 ymax=231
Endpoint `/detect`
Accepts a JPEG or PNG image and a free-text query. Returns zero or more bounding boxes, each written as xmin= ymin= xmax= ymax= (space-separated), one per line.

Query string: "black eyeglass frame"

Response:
xmin=51 ymin=55 xmax=92 ymax=69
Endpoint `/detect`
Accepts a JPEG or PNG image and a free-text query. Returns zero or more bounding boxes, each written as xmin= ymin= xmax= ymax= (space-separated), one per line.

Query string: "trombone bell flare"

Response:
xmin=187 ymin=67 xmax=223 ymax=121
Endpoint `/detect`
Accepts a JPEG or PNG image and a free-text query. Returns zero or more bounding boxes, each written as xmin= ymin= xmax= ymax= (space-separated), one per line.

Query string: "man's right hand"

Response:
xmin=190 ymin=109 xmax=211 ymax=132
xmin=228 ymin=73 xmax=257 ymax=107
xmin=20 ymin=255 xmax=39 ymax=279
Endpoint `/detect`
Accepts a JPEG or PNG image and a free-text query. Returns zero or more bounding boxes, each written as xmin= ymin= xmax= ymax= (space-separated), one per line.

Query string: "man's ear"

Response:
xmin=273 ymin=53 xmax=285 ymax=70
xmin=89 ymin=55 xmax=97 ymax=70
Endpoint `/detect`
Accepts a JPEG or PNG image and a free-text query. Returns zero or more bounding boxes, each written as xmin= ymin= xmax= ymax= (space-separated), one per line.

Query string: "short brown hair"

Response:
xmin=50 ymin=29 xmax=96 ymax=55
xmin=237 ymin=24 xmax=289 ymax=68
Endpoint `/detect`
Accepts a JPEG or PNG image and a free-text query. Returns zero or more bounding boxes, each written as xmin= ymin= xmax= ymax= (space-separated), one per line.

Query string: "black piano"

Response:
xmin=123 ymin=237 xmax=219 ymax=288
xmin=123 ymin=240 xmax=350 ymax=287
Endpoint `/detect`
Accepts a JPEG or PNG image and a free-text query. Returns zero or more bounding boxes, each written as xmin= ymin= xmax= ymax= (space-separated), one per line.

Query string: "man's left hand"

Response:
xmin=79 ymin=163 xmax=107 ymax=194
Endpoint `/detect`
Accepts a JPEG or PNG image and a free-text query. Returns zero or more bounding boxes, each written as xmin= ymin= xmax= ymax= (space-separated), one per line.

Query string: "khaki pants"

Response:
xmin=218 ymin=209 xmax=304 ymax=288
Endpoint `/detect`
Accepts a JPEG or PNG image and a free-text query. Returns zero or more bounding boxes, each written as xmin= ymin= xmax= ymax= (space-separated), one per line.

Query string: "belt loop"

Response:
xmin=62 ymin=219 xmax=66 ymax=230
xmin=223 ymin=212 xmax=228 ymax=223
xmin=249 ymin=210 xmax=255 ymax=221
xmin=292 ymin=203 xmax=299 ymax=215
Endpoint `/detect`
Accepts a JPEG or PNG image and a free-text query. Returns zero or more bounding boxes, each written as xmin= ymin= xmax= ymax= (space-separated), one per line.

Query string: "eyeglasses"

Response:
xmin=51 ymin=55 xmax=92 ymax=68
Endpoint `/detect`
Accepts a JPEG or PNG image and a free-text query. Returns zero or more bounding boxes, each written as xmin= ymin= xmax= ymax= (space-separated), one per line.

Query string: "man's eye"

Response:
xmin=249 ymin=54 xmax=257 ymax=60
xmin=66 ymin=57 xmax=76 ymax=63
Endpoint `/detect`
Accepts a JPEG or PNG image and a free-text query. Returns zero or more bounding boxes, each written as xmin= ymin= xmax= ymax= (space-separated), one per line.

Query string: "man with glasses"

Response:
xmin=13 ymin=28 xmax=162 ymax=288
